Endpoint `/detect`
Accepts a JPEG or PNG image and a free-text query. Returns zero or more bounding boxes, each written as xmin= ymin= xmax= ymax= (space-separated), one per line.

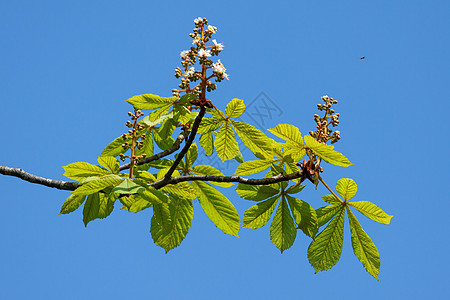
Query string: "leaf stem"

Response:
xmin=318 ymin=175 xmax=343 ymax=203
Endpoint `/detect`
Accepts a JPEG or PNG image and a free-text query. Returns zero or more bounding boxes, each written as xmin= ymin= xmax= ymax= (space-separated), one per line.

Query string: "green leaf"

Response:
xmin=322 ymin=194 xmax=342 ymax=204
xmin=308 ymin=207 xmax=345 ymax=272
xmin=234 ymin=151 xmax=244 ymax=163
xmin=304 ymin=135 xmax=352 ymax=167
xmin=126 ymin=94 xmax=176 ymax=110
xmin=242 ymin=195 xmax=279 ymax=229
xmin=316 ymin=204 xmax=343 ymax=227
xmin=347 ymin=207 xmax=381 ymax=280
xmin=154 ymin=118 xmax=176 ymax=150
xmin=101 ymin=135 xmax=128 ymax=157
xmin=97 ymin=156 xmax=120 ymax=174
xmin=193 ymin=181 xmax=240 ymax=236
xmin=150 ymin=196 xmax=194 ymax=253
xmin=234 ymin=159 xmax=280 ymax=176
xmin=198 ymin=117 xmax=224 ymax=134
xmin=135 ymin=130 xmax=154 ymax=157
xmin=73 ymin=174 xmax=124 ymax=196
xmin=235 ymin=184 xmax=279 ymax=201
xmin=268 ymin=124 xmax=304 ymax=147
xmin=231 ymin=120 xmax=278 ymax=159
xmin=286 ymin=184 xmax=306 ymax=194
xmin=225 ymin=98 xmax=245 ymax=118
xmin=82 ymin=192 xmax=115 ymax=226
xmin=191 ymin=165 xmax=233 ymax=187
xmin=348 ymin=201 xmax=393 ymax=225
xmin=120 ymin=194 xmax=152 ymax=213
xmin=270 ymin=196 xmax=297 ymax=253
xmin=161 ymin=181 xmax=197 ymax=200
xmin=336 ymin=178 xmax=358 ymax=201
xmin=148 ymin=104 xmax=172 ymax=122
xmin=199 ymin=132 xmax=214 ymax=156
xmin=112 ymin=179 xmax=145 ymax=195
xmin=214 ymin=121 xmax=239 ymax=162
xmin=145 ymin=159 xmax=174 ymax=170
xmin=286 ymin=195 xmax=318 ymax=238
xmin=59 ymin=194 xmax=86 ymax=215
xmin=63 ymin=162 xmax=111 ymax=181
xmin=184 ymin=143 xmax=198 ymax=169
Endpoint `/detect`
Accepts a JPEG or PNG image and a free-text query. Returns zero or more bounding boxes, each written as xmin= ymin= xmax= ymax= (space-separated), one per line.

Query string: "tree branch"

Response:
xmin=0 ymin=166 xmax=78 ymax=191
xmin=163 ymin=105 xmax=206 ymax=180
xmin=118 ymin=130 xmax=189 ymax=171
xmin=151 ymin=170 xmax=305 ymax=189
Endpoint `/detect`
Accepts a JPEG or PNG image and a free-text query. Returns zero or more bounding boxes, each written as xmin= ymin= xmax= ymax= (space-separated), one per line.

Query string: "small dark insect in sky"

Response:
xmin=360 ymin=56 xmax=365 ymax=59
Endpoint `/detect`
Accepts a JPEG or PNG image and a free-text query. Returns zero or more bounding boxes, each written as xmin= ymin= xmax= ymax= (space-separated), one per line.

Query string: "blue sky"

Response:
xmin=1 ymin=0 xmax=449 ymax=299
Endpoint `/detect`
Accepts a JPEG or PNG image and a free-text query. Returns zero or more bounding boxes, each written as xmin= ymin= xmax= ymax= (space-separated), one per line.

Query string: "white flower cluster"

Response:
xmin=212 ymin=59 xmax=229 ymax=80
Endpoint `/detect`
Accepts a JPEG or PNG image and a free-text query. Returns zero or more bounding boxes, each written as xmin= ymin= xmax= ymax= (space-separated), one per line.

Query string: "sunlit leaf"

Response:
xmin=215 ymin=121 xmax=239 ymax=162
xmin=198 ymin=117 xmax=223 ymax=134
xmin=347 ymin=207 xmax=381 ymax=280
xmin=73 ymin=174 xmax=124 ymax=196
xmin=112 ymin=179 xmax=145 ymax=195
xmin=126 ymin=94 xmax=176 ymax=110
xmin=193 ymin=181 xmax=240 ymax=236
xmin=231 ymin=120 xmax=278 ymax=159
xmin=242 ymin=195 xmax=279 ymax=229
xmin=270 ymin=196 xmax=297 ymax=253
xmin=59 ymin=194 xmax=86 ymax=215
xmin=225 ymin=98 xmax=245 ymax=118
xmin=199 ymin=132 xmax=214 ymax=156
xmin=150 ymin=196 xmax=193 ymax=253
xmin=63 ymin=162 xmax=110 ymax=181
xmin=97 ymin=156 xmax=120 ymax=174
xmin=234 ymin=158 xmax=280 ymax=176
xmin=184 ymin=143 xmax=198 ymax=169
xmin=308 ymin=207 xmax=345 ymax=272
xmin=268 ymin=124 xmax=304 ymax=147
xmin=304 ymin=135 xmax=352 ymax=167
xmin=336 ymin=178 xmax=358 ymax=201
xmin=322 ymin=194 xmax=342 ymax=204
xmin=316 ymin=204 xmax=342 ymax=227
xmin=348 ymin=201 xmax=393 ymax=225
xmin=286 ymin=183 xmax=306 ymax=195
xmin=235 ymin=184 xmax=279 ymax=201
xmin=82 ymin=192 xmax=115 ymax=226
xmin=286 ymin=195 xmax=318 ymax=238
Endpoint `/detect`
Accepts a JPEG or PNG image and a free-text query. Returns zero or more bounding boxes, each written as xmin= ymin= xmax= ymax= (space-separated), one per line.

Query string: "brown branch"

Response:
xmin=0 ymin=166 xmax=78 ymax=191
xmin=151 ymin=170 xmax=304 ymax=189
xmin=163 ymin=106 xmax=207 ymax=180
xmin=118 ymin=130 xmax=189 ymax=172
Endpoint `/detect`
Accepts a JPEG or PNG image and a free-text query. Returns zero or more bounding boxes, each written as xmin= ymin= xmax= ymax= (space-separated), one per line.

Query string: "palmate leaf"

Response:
xmin=126 ymin=94 xmax=176 ymax=110
xmin=242 ymin=195 xmax=280 ymax=229
xmin=304 ymin=135 xmax=352 ymax=167
xmin=336 ymin=178 xmax=357 ymax=201
xmin=347 ymin=207 xmax=381 ymax=280
xmin=308 ymin=207 xmax=345 ymax=272
xmin=63 ymin=162 xmax=111 ymax=181
xmin=73 ymin=174 xmax=124 ymax=196
xmin=191 ymin=165 xmax=233 ymax=187
xmin=59 ymin=194 xmax=86 ymax=215
xmin=97 ymin=156 xmax=120 ymax=174
xmin=230 ymin=120 xmax=278 ymax=159
xmin=214 ymin=121 xmax=239 ymax=162
xmin=348 ymin=201 xmax=393 ymax=225
xmin=199 ymin=132 xmax=214 ymax=156
xmin=184 ymin=143 xmax=198 ymax=169
xmin=119 ymin=194 xmax=152 ymax=213
xmin=316 ymin=204 xmax=342 ymax=227
xmin=235 ymin=184 xmax=279 ymax=201
xmin=82 ymin=192 xmax=115 ymax=227
xmin=112 ymin=179 xmax=145 ymax=195
xmin=322 ymin=194 xmax=342 ymax=205
xmin=198 ymin=117 xmax=223 ymax=134
xmin=193 ymin=181 xmax=240 ymax=237
xmin=225 ymin=98 xmax=245 ymax=118
xmin=234 ymin=158 xmax=280 ymax=176
xmin=286 ymin=195 xmax=318 ymax=238
xmin=150 ymin=196 xmax=194 ymax=253
xmin=270 ymin=196 xmax=297 ymax=253
xmin=268 ymin=124 xmax=304 ymax=147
